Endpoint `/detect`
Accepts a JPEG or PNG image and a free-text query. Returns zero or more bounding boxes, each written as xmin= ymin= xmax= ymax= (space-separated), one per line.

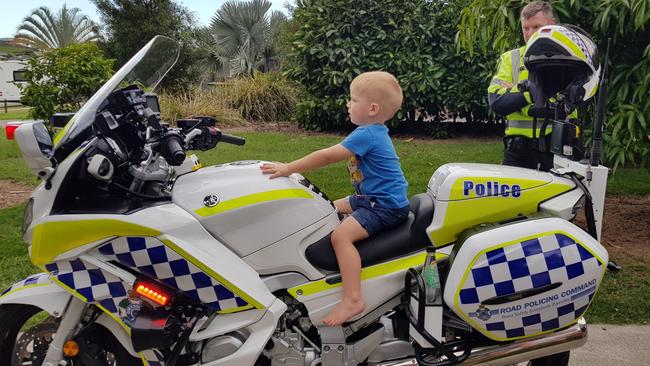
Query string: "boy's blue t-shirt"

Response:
xmin=340 ymin=124 xmax=409 ymax=208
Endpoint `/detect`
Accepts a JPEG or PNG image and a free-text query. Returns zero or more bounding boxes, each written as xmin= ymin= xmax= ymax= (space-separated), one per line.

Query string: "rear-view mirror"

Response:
xmin=14 ymin=121 xmax=54 ymax=179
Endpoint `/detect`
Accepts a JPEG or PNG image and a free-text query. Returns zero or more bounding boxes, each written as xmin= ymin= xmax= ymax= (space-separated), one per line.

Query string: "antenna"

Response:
xmin=590 ymin=38 xmax=611 ymax=166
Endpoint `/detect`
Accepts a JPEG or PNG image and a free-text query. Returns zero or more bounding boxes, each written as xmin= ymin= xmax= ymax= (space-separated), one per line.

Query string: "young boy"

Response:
xmin=261 ymin=71 xmax=409 ymax=326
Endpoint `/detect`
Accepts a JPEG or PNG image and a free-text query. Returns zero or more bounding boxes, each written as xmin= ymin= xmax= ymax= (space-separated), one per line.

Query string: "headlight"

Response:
xmin=22 ymin=198 xmax=34 ymax=237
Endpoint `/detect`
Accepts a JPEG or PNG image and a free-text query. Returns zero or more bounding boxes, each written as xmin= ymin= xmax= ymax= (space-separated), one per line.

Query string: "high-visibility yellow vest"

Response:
xmin=488 ymin=46 xmax=576 ymax=138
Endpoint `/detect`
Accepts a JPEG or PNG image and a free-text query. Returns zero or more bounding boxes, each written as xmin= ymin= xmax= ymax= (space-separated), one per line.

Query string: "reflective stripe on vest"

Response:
xmin=505 ymin=47 xmax=536 ymax=137
xmin=511 ymin=48 xmax=520 ymax=86
xmin=506 ymin=120 xmax=552 ymax=137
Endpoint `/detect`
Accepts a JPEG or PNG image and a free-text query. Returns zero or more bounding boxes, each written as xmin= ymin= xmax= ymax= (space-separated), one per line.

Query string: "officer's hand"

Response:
xmin=518 ymin=80 xmax=536 ymax=103
xmin=518 ymin=80 xmax=530 ymax=92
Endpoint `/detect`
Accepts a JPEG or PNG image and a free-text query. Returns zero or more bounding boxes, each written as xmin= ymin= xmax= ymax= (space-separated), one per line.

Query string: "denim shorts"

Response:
xmin=348 ymin=195 xmax=410 ymax=236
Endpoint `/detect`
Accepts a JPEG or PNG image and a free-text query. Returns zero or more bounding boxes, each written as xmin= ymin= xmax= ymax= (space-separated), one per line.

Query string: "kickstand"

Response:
xmin=607 ymin=260 xmax=622 ymax=272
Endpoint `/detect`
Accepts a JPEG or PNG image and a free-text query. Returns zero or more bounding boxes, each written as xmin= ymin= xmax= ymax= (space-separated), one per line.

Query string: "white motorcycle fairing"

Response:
xmin=0 ymin=273 xmax=71 ymax=317
xmin=171 ymin=161 xmax=339 ymax=280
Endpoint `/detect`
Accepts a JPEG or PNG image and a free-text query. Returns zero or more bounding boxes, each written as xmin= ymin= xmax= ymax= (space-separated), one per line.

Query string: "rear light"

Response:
xmin=135 ymin=282 xmax=170 ymax=306
xmin=4 ymin=121 xmax=23 ymax=140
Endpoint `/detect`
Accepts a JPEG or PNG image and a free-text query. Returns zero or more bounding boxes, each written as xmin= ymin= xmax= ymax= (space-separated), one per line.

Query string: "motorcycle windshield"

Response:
xmin=52 ymin=35 xmax=180 ymax=156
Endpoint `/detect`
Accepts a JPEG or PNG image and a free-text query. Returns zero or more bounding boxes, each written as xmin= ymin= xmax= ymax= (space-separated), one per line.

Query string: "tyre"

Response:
xmin=0 ymin=304 xmax=140 ymax=365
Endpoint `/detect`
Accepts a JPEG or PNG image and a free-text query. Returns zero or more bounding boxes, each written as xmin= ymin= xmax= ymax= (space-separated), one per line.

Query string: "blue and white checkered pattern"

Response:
xmin=98 ymin=237 xmax=249 ymax=312
xmin=1 ymin=272 xmax=52 ymax=297
xmin=459 ymin=233 xmax=603 ymax=339
xmin=45 ymin=259 xmax=129 ymax=315
xmin=42 ymin=258 xmax=166 ymax=366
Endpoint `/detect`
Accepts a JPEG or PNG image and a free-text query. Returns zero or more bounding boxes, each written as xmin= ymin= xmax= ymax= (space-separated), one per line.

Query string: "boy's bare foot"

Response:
xmin=322 ymin=298 xmax=365 ymax=326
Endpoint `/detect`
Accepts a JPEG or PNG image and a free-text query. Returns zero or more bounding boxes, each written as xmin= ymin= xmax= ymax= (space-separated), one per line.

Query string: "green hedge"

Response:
xmin=220 ymin=72 xmax=302 ymax=122
xmin=288 ymin=0 xmax=497 ymax=132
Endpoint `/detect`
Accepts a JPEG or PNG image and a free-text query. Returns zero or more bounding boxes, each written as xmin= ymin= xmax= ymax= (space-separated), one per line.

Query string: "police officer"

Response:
xmin=488 ymin=1 xmax=558 ymax=171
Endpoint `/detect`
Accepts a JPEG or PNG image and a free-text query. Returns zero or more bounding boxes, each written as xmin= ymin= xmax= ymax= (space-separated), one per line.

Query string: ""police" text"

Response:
xmin=463 ymin=181 xmax=522 ymax=198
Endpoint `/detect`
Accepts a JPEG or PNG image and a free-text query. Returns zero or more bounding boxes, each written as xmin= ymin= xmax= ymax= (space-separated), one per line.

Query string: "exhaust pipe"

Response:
xmin=378 ymin=318 xmax=587 ymax=366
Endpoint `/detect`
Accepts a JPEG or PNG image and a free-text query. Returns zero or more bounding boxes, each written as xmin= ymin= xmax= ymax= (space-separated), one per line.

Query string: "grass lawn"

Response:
xmin=0 ymin=134 xmax=35 ymax=185
xmin=197 ymin=132 xmax=504 ymax=199
xmin=0 ymin=108 xmax=30 ymax=121
xmin=0 ymin=43 xmax=33 ymax=56
xmin=0 ymin=204 xmax=38 ymax=290
xmin=0 ymin=130 xmax=648 ymax=324
xmin=607 ymin=168 xmax=650 ymax=196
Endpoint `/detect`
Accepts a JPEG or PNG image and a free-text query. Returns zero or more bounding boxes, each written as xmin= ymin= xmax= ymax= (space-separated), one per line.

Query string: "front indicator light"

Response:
xmin=135 ymin=282 xmax=169 ymax=306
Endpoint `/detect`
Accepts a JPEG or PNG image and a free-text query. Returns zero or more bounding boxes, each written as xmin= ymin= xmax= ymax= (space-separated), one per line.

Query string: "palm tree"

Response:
xmin=209 ymin=0 xmax=287 ymax=77
xmin=14 ymin=4 xmax=100 ymax=49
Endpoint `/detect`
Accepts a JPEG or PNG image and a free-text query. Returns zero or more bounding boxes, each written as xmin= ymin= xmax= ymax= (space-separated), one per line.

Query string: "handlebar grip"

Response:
xmin=219 ymin=133 xmax=246 ymax=146
xmin=163 ymin=135 xmax=186 ymax=166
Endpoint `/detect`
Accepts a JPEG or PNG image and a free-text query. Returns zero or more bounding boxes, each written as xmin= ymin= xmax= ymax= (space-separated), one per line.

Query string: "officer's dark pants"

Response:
xmin=502 ymin=135 xmax=553 ymax=171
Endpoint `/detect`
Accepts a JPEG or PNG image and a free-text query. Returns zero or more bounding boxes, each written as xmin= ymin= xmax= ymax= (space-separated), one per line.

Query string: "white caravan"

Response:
xmin=0 ymin=60 xmax=27 ymax=101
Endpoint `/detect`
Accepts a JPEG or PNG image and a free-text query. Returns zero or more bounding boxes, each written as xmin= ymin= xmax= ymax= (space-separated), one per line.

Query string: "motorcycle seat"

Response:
xmin=305 ymin=193 xmax=434 ymax=271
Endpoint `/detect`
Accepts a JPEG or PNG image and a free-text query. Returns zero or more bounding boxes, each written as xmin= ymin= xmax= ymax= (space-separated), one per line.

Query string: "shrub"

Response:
xmin=218 ymin=72 xmax=302 ymax=122
xmin=158 ymin=88 xmax=245 ymax=127
xmin=19 ymin=43 xmax=114 ymax=121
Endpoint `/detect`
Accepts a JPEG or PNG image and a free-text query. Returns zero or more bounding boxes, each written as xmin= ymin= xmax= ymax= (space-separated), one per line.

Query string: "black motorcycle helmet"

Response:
xmin=524 ymin=24 xmax=600 ymax=108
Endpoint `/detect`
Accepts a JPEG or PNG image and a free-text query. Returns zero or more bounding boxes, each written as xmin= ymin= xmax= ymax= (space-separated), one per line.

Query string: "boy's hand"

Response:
xmin=260 ymin=162 xmax=291 ymax=179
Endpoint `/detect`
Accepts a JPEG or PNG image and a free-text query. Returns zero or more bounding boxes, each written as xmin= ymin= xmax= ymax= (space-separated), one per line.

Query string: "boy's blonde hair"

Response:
xmin=350 ymin=71 xmax=403 ymax=122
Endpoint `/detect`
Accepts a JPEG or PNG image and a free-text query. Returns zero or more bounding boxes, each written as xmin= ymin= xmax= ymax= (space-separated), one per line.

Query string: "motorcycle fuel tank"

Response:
xmin=172 ymin=161 xmax=336 ymax=257
xmin=426 ymin=163 xmax=576 ymax=247
xmin=444 ymin=216 xmax=608 ymax=341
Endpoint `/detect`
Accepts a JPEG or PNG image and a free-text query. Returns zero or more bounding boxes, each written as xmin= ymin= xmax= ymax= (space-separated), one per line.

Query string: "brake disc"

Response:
xmin=11 ymin=317 xmax=119 ymax=366
xmin=12 ymin=317 xmax=59 ymax=366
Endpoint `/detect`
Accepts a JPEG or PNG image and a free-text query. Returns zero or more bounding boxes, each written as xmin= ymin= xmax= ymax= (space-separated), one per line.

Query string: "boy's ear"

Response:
xmin=368 ymin=102 xmax=380 ymax=117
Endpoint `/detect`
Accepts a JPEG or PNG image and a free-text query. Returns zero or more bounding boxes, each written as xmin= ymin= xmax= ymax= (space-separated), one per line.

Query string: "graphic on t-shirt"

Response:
xmin=348 ymin=155 xmax=363 ymax=194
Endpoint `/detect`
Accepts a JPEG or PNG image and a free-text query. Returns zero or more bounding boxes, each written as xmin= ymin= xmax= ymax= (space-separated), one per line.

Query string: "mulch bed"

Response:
xmin=0 ymin=180 xmax=33 ymax=209
xmin=599 ymin=195 xmax=650 ymax=265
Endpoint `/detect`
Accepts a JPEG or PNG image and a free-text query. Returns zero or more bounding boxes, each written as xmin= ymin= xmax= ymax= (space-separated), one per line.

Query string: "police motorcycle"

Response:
xmin=1 ymin=24 xmax=610 ymax=366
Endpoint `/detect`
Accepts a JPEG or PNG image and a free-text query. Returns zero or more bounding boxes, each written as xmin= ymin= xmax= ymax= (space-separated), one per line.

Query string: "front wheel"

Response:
xmin=0 ymin=304 xmax=139 ymax=365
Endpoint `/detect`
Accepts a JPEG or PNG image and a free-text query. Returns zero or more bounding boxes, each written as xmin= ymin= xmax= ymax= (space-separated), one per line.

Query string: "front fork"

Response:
xmin=42 ymin=296 xmax=87 ymax=366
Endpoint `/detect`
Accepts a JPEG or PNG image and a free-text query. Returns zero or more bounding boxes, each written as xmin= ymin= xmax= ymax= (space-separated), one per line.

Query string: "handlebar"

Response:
xmin=219 ymin=133 xmax=246 ymax=146
xmin=162 ymin=134 xmax=186 ymax=165
xmin=185 ymin=126 xmax=246 ymax=151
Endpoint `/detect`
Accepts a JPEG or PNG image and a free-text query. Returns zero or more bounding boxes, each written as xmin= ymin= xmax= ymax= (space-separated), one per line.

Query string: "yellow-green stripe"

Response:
xmin=218 ymin=304 xmax=255 ymax=314
xmin=552 ymin=31 xmax=587 ymax=62
xmin=31 ymin=220 xmax=161 ymax=266
xmin=0 ymin=283 xmax=50 ymax=299
xmin=195 ymin=189 xmax=313 ymax=217
xmin=53 ymin=116 xmax=76 ymax=146
xmin=288 ymin=251 xmax=448 ymax=298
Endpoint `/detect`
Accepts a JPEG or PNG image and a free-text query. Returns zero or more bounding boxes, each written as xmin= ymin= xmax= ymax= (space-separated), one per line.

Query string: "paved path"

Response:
xmin=570 ymin=324 xmax=650 ymax=365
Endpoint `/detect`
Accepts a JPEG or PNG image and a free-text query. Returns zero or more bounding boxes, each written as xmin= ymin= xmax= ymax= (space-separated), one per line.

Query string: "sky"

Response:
xmin=0 ymin=0 xmax=290 ymax=38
